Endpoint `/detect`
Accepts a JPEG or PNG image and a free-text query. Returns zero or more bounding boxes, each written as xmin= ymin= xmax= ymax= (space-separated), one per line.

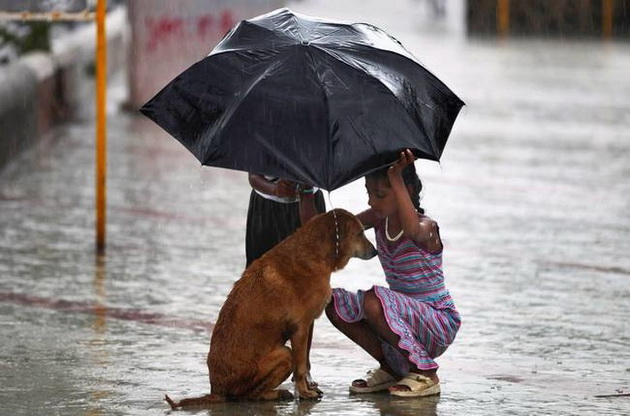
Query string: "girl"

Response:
xmin=326 ymin=149 xmax=460 ymax=397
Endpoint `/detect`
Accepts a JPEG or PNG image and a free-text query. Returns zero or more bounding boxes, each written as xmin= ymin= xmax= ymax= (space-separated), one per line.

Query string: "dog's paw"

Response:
xmin=311 ymin=385 xmax=324 ymax=397
xmin=294 ymin=372 xmax=320 ymax=389
xmin=298 ymin=387 xmax=324 ymax=400
xmin=306 ymin=373 xmax=319 ymax=389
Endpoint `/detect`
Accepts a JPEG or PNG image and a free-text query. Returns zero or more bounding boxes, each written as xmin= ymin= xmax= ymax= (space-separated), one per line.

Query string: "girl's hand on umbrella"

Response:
xmin=275 ymin=179 xmax=298 ymax=198
xmin=388 ymin=149 xmax=415 ymax=179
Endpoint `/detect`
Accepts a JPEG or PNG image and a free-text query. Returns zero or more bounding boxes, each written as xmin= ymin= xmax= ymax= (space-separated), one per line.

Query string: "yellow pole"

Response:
xmin=497 ymin=0 xmax=510 ymax=39
xmin=95 ymin=0 xmax=107 ymax=254
xmin=603 ymin=0 xmax=614 ymax=40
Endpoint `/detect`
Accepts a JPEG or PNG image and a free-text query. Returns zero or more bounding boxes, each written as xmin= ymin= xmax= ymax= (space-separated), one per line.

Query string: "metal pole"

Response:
xmin=95 ymin=0 xmax=107 ymax=254
xmin=602 ymin=0 xmax=614 ymax=40
xmin=497 ymin=0 xmax=510 ymax=39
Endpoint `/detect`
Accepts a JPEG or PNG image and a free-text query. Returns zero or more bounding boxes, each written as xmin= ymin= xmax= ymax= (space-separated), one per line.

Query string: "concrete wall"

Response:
xmin=0 ymin=8 xmax=126 ymax=172
xmin=126 ymin=0 xmax=285 ymax=109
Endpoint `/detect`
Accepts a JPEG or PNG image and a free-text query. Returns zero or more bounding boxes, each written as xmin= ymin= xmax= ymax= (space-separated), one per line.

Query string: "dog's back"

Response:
xmin=208 ymin=265 xmax=297 ymax=395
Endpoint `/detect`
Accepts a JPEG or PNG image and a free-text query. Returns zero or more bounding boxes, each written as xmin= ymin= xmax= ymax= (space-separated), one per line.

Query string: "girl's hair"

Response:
xmin=367 ymin=163 xmax=424 ymax=214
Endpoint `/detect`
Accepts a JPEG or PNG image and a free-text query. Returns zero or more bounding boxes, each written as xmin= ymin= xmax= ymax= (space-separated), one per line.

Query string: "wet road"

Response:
xmin=1 ymin=0 xmax=629 ymax=415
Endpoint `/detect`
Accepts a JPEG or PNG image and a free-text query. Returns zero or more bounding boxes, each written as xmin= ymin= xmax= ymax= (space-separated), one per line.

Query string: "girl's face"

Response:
xmin=365 ymin=177 xmax=398 ymax=219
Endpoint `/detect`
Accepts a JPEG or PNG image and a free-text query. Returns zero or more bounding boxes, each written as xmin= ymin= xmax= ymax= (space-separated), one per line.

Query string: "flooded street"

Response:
xmin=1 ymin=0 xmax=629 ymax=415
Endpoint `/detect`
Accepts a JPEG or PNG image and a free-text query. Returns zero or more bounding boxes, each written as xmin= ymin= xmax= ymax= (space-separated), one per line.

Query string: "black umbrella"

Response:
xmin=140 ymin=7 xmax=464 ymax=191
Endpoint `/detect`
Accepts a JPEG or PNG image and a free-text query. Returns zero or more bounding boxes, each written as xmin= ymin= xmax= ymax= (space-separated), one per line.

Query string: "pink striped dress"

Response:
xmin=331 ymin=217 xmax=461 ymax=375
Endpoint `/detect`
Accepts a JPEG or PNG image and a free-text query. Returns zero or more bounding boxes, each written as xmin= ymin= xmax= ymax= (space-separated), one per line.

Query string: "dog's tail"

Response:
xmin=164 ymin=393 xmax=223 ymax=409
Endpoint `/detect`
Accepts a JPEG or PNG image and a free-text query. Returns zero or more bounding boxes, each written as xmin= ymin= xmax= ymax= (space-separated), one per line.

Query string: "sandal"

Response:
xmin=349 ymin=368 xmax=397 ymax=394
xmin=389 ymin=373 xmax=440 ymax=398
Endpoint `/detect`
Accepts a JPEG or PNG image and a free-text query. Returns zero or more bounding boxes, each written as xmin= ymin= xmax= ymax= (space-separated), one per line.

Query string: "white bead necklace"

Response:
xmin=385 ymin=216 xmax=403 ymax=242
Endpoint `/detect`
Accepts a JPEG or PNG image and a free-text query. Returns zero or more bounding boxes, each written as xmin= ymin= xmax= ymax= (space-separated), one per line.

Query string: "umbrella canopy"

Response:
xmin=140 ymin=7 xmax=464 ymax=191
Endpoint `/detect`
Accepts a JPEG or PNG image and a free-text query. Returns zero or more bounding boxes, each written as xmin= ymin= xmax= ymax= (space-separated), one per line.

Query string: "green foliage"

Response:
xmin=0 ymin=21 xmax=51 ymax=55
xmin=21 ymin=22 xmax=51 ymax=53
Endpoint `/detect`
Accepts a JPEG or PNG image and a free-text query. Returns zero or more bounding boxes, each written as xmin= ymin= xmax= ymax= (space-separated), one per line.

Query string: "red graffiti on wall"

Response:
xmin=145 ymin=10 xmax=236 ymax=52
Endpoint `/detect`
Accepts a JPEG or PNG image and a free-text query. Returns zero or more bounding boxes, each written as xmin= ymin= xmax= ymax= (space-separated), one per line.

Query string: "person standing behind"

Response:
xmin=246 ymin=174 xmax=326 ymax=267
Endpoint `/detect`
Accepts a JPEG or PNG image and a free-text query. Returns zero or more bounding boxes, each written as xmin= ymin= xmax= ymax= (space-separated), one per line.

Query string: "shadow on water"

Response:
xmin=162 ymin=397 xmax=319 ymax=416
xmin=163 ymin=393 xmax=439 ymax=416
xmin=87 ymin=254 xmax=110 ymax=416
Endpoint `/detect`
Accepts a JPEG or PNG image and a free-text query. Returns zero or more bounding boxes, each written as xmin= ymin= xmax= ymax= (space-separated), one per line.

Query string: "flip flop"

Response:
xmin=389 ymin=373 xmax=441 ymax=398
xmin=349 ymin=368 xmax=397 ymax=394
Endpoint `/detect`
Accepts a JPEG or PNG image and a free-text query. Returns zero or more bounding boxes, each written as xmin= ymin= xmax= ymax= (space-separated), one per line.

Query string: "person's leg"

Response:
xmin=246 ymin=191 xmax=273 ymax=267
xmin=361 ymin=291 xmax=439 ymax=387
xmin=313 ymin=190 xmax=326 ymax=214
xmin=246 ymin=195 xmax=300 ymax=267
xmin=325 ymin=301 xmax=396 ymax=379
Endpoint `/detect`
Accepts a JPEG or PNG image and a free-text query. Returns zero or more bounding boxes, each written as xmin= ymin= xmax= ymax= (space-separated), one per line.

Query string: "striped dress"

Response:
xmin=331 ymin=217 xmax=461 ymax=375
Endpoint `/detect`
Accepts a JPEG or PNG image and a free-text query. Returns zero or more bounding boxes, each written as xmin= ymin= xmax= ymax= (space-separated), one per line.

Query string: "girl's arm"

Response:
xmin=388 ymin=150 xmax=441 ymax=250
xmin=356 ymin=208 xmax=378 ymax=230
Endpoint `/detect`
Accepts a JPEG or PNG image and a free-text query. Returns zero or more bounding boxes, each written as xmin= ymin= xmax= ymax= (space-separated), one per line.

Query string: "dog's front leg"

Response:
xmin=305 ymin=322 xmax=320 ymax=390
xmin=291 ymin=323 xmax=323 ymax=399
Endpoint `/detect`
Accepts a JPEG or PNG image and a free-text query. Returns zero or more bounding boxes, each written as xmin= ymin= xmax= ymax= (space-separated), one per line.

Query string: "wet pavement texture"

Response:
xmin=1 ymin=0 xmax=629 ymax=415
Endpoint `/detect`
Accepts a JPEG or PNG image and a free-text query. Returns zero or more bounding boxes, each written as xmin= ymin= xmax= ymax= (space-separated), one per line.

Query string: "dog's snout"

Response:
xmin=366 ymin=243 xmax=377 ymax=259
xmin=358 ymin=239 xmax=377 ymax=260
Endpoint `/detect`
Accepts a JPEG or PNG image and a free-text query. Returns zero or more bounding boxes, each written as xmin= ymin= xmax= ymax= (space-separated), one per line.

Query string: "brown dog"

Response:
xmin=165 ymin=208 xmax=376 ymax=408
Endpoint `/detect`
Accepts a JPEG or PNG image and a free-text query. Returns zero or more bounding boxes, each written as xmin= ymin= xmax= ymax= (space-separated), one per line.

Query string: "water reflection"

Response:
xmin=87 ymin=254 xmax=109 ymax=416
xmin=166 ymin=396 xmax=321 ymax=416
xmin=355 ymin=394 xmax=439 ymax=416
xmin=162 ymin=393 xmax=439 ymax=416
xmin=92 ymin=254 xmax=107 ymax=336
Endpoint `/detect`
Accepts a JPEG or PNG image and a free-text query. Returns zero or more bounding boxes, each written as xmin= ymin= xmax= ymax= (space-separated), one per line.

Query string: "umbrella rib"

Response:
xmin=298 ymin=45 xmax=334 ymax=189
xmin=212 ymin=19 xmax=299 ymax=57
xmin=200 ymin=59 xmax=285 ymax=166
xmin=246 ymin=12 xmax=309 ymax=47
xmin=321 ymin=65 xmax=333 ymax=190
xmin=314 ymin=45 xmax=440 ymax=159
xmin=307 ymin=25 xmax=356 ymax=46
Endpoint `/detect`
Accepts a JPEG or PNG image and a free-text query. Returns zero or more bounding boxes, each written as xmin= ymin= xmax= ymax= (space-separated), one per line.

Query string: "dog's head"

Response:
xmin=322 ymin=208 xmax=377 ymax=270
